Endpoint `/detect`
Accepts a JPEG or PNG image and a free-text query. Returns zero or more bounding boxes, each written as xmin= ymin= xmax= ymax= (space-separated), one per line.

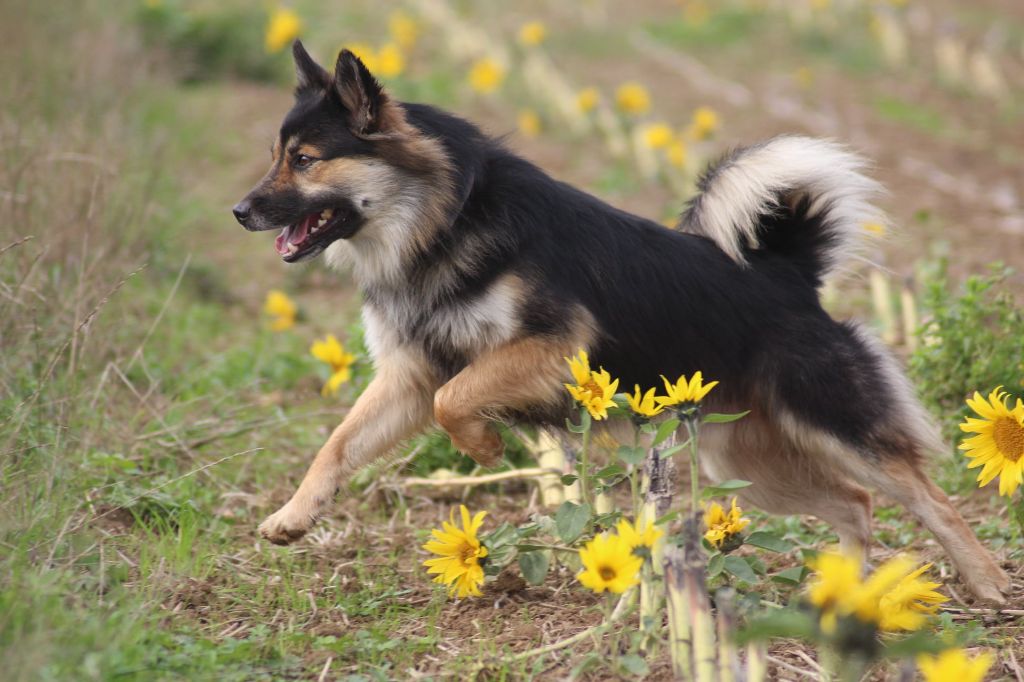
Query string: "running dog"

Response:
xmin=232 ymin=41 xmax=1009 ymax=603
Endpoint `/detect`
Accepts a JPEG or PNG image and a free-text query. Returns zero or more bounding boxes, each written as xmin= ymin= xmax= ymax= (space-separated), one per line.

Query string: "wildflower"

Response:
xmin=388 ymin=10 xmax=418 ymax=51
xmin=703 ymin=497 xmax=749 ymax=549
xmin=656 ymin=371 xmax=718 ymax=409
xmin=640 ymin=122 xmax=674 ymax=150
xmin=265 ymin=6 xmax=302 ymax=54
xmin=577 ymin=533 xmax=642 ymax=594
xmin=517 ymin=109 xmax=541 ymax=137
xmin=959 ymin=387 xmax=1024 ymax=496
xmin=685 ymin=106 xmax=719 ymax=140
xmin=918 ymin=649 xmax=993 ymax=682
xmin=627 ymin=385 xmax=664 ymax=418
xmin=310 ymin=334 xmax=356 ymax=396
xmin=576 ymin=87 xmax=600 ymax=114
xmin=615 ymin=82 xmax=650 ymax=115
xmin=375 ymin=43 xmax=405 ymax=78
xmin=518 ymin=21 xmax=546 ymax=47
xmin=806 ymin=553 xmax=947 ymax=634
xmin=264 ymin=290 xmax=297 ymax=331
xmin=566 ymin=349 xmax=592 ymax=386
xmin=344 ymin=42 xmax=378 ymax=72
xmin=566 ymin=367 xmax=619 ymax=421
xmin=468 ymin=58 xmax=504 ymax=94
xmin=422 ymin=505 xmax=488 ymax=598
xmin=616 ymin=518 xmax=664 ymax=555
xmin=666 ymin=139 xmax=687 ymax=168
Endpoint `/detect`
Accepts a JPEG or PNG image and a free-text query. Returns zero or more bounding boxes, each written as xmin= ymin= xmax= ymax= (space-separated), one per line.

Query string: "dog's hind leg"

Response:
xmin=434 ymin=336 xmax=574 ymax=468
xmin=259 ymin=349 xmax=436 ymax=545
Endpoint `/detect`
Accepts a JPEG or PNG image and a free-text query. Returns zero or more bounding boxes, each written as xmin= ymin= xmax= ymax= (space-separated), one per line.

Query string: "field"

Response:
xmin=2 ymin=0 xmax=1024 ymax=680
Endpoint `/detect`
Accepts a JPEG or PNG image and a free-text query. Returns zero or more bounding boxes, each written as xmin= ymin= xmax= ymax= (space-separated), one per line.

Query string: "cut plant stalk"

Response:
xmin=715 ymin=588 xmax=740 ymax=682
xmin=664 ymin=545 xmax=693 ymax=680
xmin=683 ymin=515 xmax=717 ymax=682
xmin=745 ymin=642 xmax=766 ymax=682
xmin=535 ymin=430 xmax=567 ymax=507
xmin=640 ymin=430 xmax=676 ymax=653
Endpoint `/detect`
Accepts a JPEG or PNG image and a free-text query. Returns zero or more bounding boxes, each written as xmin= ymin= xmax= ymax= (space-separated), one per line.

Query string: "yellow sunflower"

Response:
xmin=263 ymin=290 xmax=296 ymax=331
xmin=563 ymin=350 xmax=619 ymax=421
xmin=878 ymin=563 xmax=948 ymax=631
xmin=616 ymin=518 xmax=663 ymax=555
xmin=657 ymin=371 xmax=718 ymax=409
xmin=703 ymin=497 xmax=749 ymax=549
xmin=577 ymin=533 xmax=642 ymax=594
xmin=422 ymin=505 xmax=489 ymax=599
xmin=310 ymin=334 xmax=356 ymax=396
xmin=576 ymin=87 xmax=600 ymax=114
xmin=626 ymin=385 xmax=664 ymax=418
xmin=615 ymin=82 xmax=650 ymax=115
xmin=468 ymin=58 xmax=504 ymax=94
xmin=264 ymin=6 xmax=302 ymax=54
xmin=960 ymin=387 xmax=1024 ymax=497
xmin=918 ymin=649 xmax=993 ymax=682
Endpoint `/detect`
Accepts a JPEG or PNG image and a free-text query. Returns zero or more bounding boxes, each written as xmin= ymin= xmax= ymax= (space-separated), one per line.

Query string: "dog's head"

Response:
xmin=233 ymin=41 xmax=450 ymax=266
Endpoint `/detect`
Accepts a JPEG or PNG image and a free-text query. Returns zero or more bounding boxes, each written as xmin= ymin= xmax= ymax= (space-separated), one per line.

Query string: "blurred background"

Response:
xmin=2 ymin=0 xmax=1023 ymax=679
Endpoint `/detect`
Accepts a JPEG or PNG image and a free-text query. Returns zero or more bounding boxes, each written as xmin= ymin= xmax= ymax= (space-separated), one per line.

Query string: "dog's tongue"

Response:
xmin=274 ymin=213 xmax=317 ymax=255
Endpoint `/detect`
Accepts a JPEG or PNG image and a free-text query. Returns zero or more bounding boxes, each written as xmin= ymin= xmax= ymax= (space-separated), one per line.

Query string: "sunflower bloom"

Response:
xmin=310 ymin=334 xmax=356 ymax=396
xmin=960 ymin=387 xmax=1024 ymax=497
xmin=640 ymin=122 xmax=674 ymax=149
xmin=616 ymin=518 xmax=663 ymax=555
xmin=375 ymin=43 xmax=405 ymax=78
xmin=703 ymin=497 xmax=749 ymax=549
xmin=577 ymin=533 xmax=642 ymax=594
xmin=422 ymin=505 xmax=489 ymax=598
xmin=468 ymin=58 xmax=504 ymax=94
xmin=576 ymin=87 xmax=600 ymax=114
xmin=685 ymin=106 xmax=719 ymax=140
xmin=565 ymin=349 xmax=620 ymax=420
xmin=518 ymin=21 xmax=546 ymax=47
xmin=517 ymin=109 xmax=541 ymax=137
xmin=388 ymin=10 xmax=419 ymax=51
xmin=878 ymin=563 xmax=949 ymax=631
xmin=264 ymin=290 xmax=296 ymax=331
xmin=615 ymin=82 xmax=650 ymax=115
xmin=265 ymin=6 xmax=302 ymax=54
xmin=627 ymin=385 xmax=664 ymax=418
xmin=657 ymin=371 xmax=718 ymax=409
xmin=344 ymin=42 xmax=378 ymax=72
xmin=918 ymin=649 xmax=993 ymax=682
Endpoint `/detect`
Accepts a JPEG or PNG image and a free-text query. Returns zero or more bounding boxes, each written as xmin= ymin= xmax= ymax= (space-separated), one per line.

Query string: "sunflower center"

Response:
xmin=993 ymin=417 xmax=1024 ymax=461
xmin=599 ymin=566 xmax=617 ymax=581
xmin=459 ymin=544 xmax=479 ymax=565
xmin=583 ymin=380 xmax=601 ymax=396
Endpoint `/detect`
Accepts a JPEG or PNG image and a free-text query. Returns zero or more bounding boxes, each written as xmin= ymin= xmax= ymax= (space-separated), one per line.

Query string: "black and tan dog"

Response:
xmin=233 ymin=41 xmax=1008 ymax=602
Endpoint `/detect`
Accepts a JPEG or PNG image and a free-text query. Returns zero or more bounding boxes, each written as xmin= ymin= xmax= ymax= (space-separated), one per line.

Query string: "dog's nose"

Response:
xmin=232 ymin=201 xmax=251 ymax=226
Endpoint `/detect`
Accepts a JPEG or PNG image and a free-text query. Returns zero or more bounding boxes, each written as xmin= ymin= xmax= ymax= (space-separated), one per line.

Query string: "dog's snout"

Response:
xmin=232 ymin=200 xmax=252 ymax=226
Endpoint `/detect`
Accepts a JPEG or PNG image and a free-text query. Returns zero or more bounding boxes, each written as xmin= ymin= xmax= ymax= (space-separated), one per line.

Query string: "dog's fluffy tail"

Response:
xmin=680 ymin=136 xmax=885 ymax=287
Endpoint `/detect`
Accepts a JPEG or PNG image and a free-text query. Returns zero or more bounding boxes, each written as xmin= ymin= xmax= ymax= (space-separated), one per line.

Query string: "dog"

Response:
xmin=233 ymin=41 xmax=1009 ymax=603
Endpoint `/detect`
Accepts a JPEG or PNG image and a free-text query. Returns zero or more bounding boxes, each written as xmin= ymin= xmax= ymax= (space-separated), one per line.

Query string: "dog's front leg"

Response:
xmin=259 ymin=353 xmax=435 ymax=544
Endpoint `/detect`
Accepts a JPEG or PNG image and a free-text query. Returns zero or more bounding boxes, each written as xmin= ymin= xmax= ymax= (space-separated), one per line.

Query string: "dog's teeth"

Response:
xmin=311 ymin=224 xmax=320 ymax=234
xmin=323 ymin=208 xmax=333 ymax=219
xmin=285 ymin=243 xmax=298 ymax=255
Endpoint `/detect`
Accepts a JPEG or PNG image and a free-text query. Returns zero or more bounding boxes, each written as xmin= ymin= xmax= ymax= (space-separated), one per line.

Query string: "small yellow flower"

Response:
xmin=264 ymin=290 xmax=297 ymax=331
xmin=265 ymin=6 xmax=302 ymax=54
xmin=517 ymin=109 xmax=541 ymax=137
xmin=656 ymin=371 xmax=718 ymax=408
xmin=666 ymin=138 xmax=688 ymax=168
xmin=565 ymin=349 xmax=592 ymax=386
xmin=627 ymin=385 xmax=664 ymax=418
xmin=576 ymin=87 xmax=600 ymax=114
xmin=615 ymin=82 xmax=650 ymax=115
xmin=703 ymin=497 xmax=749 ymax=549
xmin=468 ymin=58 xmax=504 ymax=94
xmin=577 ymin=533 xmax=642 ymax=594
xmin=518 ymin=21 xmax=546 ymax=47
xmin=344 ymin=42 xmax=378 ymax=72
xmin=878 ymin=563 xmax=949 ymax=631
xmin=388 ymin=10 xmax=419 ymax=51
xmin=422 ymin=505 xmax=489 ymax=599
xmin=310 ymin=334 xmax=356 ymax=397
xmin=918 ymin=649 xmax=993 ymax=682
xmin=616 ymin=518 xmax=664 ymax=554
xmin=959 ymin=387 xmax=1024 ymax=497
xmin=640 ymin=122 xmax=675 ymax=150
xmin=375 ymin=43 xmax=405 ymax=78
xmin=685 ymin=106 xmax=720 ymax=140
xmin=566 ymin=367 xmax=619 ymax=421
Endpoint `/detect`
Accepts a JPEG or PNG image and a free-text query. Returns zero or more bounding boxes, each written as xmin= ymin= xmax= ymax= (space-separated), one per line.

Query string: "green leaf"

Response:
xmin=702 ymin=411 xmax=750 ymax=424
xmin=770 ymin=567 xmax=806 ymax=585
xmin=616 ymin=445 xmax=645 ymax=466
xmin=652 ymin=418 xmax=680 ymax=447
xmin=744 ymin=531 xmax=793 ymax=553
xmin=594 ymin=464 xmax=625 ymax=480
xmin=881 ymin=629 xmax=958 ymax=658
xmin=518 ymin=551 xmax=550 ymax=586
xmin=555 ymin=501 xmax=592 ymax=544
xmin=702 ymin=480 xmax=753 ymax=498
xmin=736 ymin=610 xmax=818 ymax=644
xmin=560 ymin=474 xmax=578 ymax=486
xmin=654 ymin=510 xmax=679 ymax=526
xmin=723 ymin=555 xmax=759 ymax=583
xmin=618 ymin=653 xmax=649 ymax=676
xmin=658 ymin=442 xmax=687 ymax=459
xmin=484 ymin=542 xmax=517 ymax=575
xmin=481 ymin=522 xmax=518 ymax=549
xmin=707 ymin=552 xmax=725 ymax=578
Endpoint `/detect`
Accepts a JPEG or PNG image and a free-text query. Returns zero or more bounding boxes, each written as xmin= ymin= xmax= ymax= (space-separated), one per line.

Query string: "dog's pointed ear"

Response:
xmin=292 ymin=40 xmax=329 ymax=93
xmin=334 ymin=49 xmax=389 ymax=136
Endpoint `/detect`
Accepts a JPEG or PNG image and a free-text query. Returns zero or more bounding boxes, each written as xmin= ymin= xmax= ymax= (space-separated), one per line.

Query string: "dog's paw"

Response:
xmin=965 ymin=566 xmax=1011 ymax=606
xmin=258 ymin=503 xmax=316 ymax=545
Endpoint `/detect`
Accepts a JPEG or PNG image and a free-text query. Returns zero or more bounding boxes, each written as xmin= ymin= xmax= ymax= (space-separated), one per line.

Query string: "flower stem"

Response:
xmin=579 ymin=412 xmax=592 ymax=509
xmin=685 ymin=414 xmax=701 ymax=515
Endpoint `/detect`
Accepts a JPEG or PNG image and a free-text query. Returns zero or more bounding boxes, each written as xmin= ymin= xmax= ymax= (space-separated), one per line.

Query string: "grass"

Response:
xmin=2 ymin=0 xmax=1022 ymax=680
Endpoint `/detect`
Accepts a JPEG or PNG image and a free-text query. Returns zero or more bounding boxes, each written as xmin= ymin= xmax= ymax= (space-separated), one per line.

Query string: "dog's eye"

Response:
xmin=294 ymin=154 xmax=315 ymax=169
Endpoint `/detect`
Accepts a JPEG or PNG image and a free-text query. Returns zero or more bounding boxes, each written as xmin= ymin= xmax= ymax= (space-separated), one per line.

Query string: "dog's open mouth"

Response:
xmin=274 ymin=204 xmax=362 ymax=263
